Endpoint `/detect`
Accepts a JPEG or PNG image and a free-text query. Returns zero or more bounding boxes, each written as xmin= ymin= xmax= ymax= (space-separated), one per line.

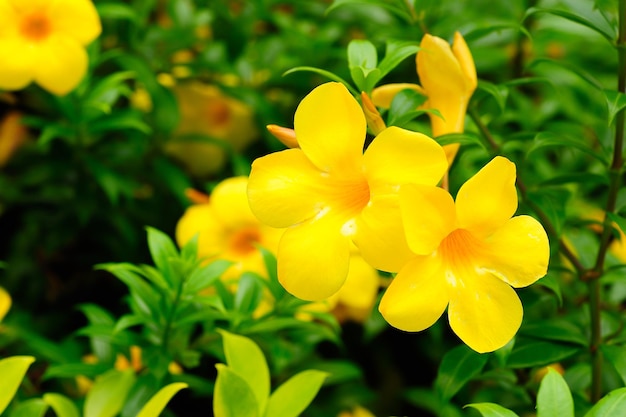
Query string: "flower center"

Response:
xmin=206 ymin=100 xmax=231 ymax=128
xmin=335 ymin=175 xmax=371 ymax=236
xmin=20 ymin=13 xmax=52 ymax=41
xmin=227 ymin=226 xmax=261 ymax=255
xmin=438 ymin=228 xmax=483 ymax=286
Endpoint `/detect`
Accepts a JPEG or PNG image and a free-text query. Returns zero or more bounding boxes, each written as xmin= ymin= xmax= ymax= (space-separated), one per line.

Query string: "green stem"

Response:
xmin=161 ymin=279 xmax=184 ymax=358
xmin=587 ymin=0 xmax=626 ymax=402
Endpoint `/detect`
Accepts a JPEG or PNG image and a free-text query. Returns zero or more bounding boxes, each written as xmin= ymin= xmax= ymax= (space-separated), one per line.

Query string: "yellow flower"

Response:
xmin=338 ymin=406 xmax=376 ymax=417
xmin=379 ymin=157 xmax=549 ymax=353
xmin=166 ymin=83 xmax=259 ymax=177
xmin=0 ymin=111 xmax=28 ymax=167
xmin=176 ymin=176 xmax=283 ymax=279
xmin=0 ymin=286 xmax=11 ymax=322
xmin=0 ymin=0 xmax=101 ymax=95
xmin=372 ymin=32 xmax=476 ymax=165
xmin=247 ymin=82 xmax=448 ymax=301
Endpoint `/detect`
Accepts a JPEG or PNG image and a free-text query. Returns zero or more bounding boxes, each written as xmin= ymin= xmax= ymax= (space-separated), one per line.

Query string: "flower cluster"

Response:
xmin=245 ymin=34 xmax=549 ymax=353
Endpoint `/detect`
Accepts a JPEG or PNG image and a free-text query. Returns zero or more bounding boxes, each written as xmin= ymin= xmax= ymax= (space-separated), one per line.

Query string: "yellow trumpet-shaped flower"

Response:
xmin=0 ymin=286 xmax=11 ymax=322
xmin=0 ymin=111 xmax=28 ymax=167
xmin=372 ymin=32 xmax=476 ymax=165
xmin=0 ymin=0 xmax=102 ymax=95
xmin=379 ymin=157 xmax=549 ymax=353
xmin=176 ymin=176 xmax=283 ymax=279
xmin=247 ymin=82 xmax=448 ymax=301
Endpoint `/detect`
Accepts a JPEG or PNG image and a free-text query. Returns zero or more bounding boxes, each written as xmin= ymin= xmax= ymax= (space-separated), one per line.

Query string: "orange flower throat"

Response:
xmin=20 ymin=13 xmax=52 ymax=41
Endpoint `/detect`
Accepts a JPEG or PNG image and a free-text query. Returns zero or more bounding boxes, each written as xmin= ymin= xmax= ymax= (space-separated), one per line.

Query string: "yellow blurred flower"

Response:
xmin=0 ymin=286 xmax=11 ymax=322
xmin=379 ymin=157 xmax=549 ymax=353
xmin=338 ymin=405 xmax=376 ymax=417
xmin=372 ymin=32 xmax=476 ymax=165
xmin=166 ymin=82 xmax=259 ymax=177
xmin=0 ymin=111 xmax=28 ymax=167
xmin=176 ymin=176 xmax=283 ymax=279
xmin=247 ymin=82 xmax=447 ymax=301
xmin=0 ymin=0 xmax=101 ymax=95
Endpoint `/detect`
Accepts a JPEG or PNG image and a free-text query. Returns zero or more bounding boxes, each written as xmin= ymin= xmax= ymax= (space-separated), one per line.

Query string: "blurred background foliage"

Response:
xmin=1 ymin=0 xmax=626 ymax=416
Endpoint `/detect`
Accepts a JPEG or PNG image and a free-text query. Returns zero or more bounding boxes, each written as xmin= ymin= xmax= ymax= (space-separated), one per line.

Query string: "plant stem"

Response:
xmin=587 ymin=0 xmax=626 ymax=402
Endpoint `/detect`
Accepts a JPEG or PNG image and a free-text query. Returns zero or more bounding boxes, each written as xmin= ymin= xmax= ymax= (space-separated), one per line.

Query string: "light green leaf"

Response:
xmin=465 ymin=403 xmax=520 ymax=417
xmin=145 ymin=227 xmax=179 ymax=285
xmin=348 ymin=40 xmax=377 ymax=70
xmin=44 ymin=393 xmax=80 ymax=417
xmin=536 ymin=368 xmax=574 ymax=417
xmin=8 ymin=398 xmax=48 ymax=417
xmin=604 ymin=90 xmax=626 ymax=125
xmin=435 ymin=344 xmax=489 ymax=403
xmin=283 ymin=67 xmax=358 ymax=96
xmin=607 ymin=213 xmax=626 ymax=236
xmin=183 ymin=260 xmax=232 ymax=295
xmin=213 ymin=365 xmax=259 ymax=417
xmin=96 ymin=3 xmax=139 ymax=22
xmin=136 ymin=383 xmax=188 ymax=417
xmin=377 ymin=40 xmax=419 ymax=79
xmin=601 ymin=345 xmax=626 ymax=386
xmin=584 ymin=387 xmax=626 ymax=417
xmin=218 ymin=331 xmax=269 ymax=415
xmin=265 ymin=370 xmax=328 ymax=417
xmin=326 ymin=0 xmax=413 ymax=23
xmin=0 ymin=356 xmax=36 ymax=415
xmin=234 ymin=272 xmax=265 ymax=314
xmin=84 ymin=369 xmax=137 ymax=417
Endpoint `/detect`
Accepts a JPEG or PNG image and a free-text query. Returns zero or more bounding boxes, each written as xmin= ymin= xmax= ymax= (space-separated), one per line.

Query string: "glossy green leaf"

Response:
xmin=537 ymin=368 xmax=574 ymax=417
xmin=507 ymin=340 xmax=580 ymax=368
xmin=348 ymin=40 xmax=377 ymax=70
xmin=265 ymin=370 xmax=327 ymax=417
xmin=96 ymin=264 xmax=158 ymax=319
xmin=377 ymin=40 xmax=419 ymax=79
xmin=435 ymin=132 xmax=488 ymax=151
xmin=584 ymin=387 xmax=626 ymax=417
xmin=534 ymin=272 xmax=563 ymax=306
xmin=435 ymin=344 xmax=489 ymax=402
xmin=8 ymin=398 xmax=48 ymax=417
xmin=528 ymin=132 xmax=607 ymax=164
xmin=145 ymin=227 xmax=179 ymax=285
xmin=283 ymin=67 xmax=358 ymax=96
xmin=601 ymin=345 xmax=626 ymax=385
xmin=183 ymin=259 xmax=232 ymax=295
xmin=387 ymin=88 xmax=428 ymax=127
xmin=0 ymin=356 xmax=35 ymax=415
xmin=44 ymin=393 xmax=81 ymax=417
xmin=213 ymin=365 xmax=259 ymax=417
xmin=218 ymin=330 xmax=269 ymax=415
xmin=524 ymin=7 xmax=616 ymax=42
xmin=519 ymin=319 xmax=587 ymax=346
xmin=84 ymin=369 xmax=137 ymax=417
xmin=136 ymin=382 xmax=188 ymax=417
xmin=465 ymin=403 xmax=520 ymax=417
xmin=234 ymin=272 xmax=265 ymax=314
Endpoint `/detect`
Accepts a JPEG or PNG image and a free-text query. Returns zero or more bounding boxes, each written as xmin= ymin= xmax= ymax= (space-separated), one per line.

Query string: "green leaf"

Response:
xmin=524 ymin=7 xmax=616 ymax=43
xmin=434 ymin=132 xmax=488 ymax=151
xmin=387 ymin=88 xmax=428 ymax=127
xmin=464 ymin=23 xmax=531 ymax=43
xmin=534 ymin=272 xmax=563 ymax=306
xmin=507 ymin=340 xmax=581 ymax=368
xmin=536 ymin=368 xmax=574 ymax=417
xmin=43 ymin=363 xmax=108 ymax=381
xmin=377 ymin=40 xmax=419 ymax=79
xmin=282 ymin=67 xmax=358 ymax=95
xmin=213 ymin=365 xmax=259 ymax=417
xmin=584 ymin=387 xmax=626 ymax=417
xmin=234 ymin=273 xmax=265 ymax=314
xmin=476 ymin=80 xmax=509 ymax=113
xmin=44 ymin=393 xmax=81 ymax=417
xmin=84 ymin=369 xmax=137 ymax=417
xmin=183 ymin=260 xmax=232 ymax=295
xmin=218 ymin=331 xmax=269 ymax=415
xmin=348 ymin=40 xmax=377 ymax=70
xmin=265 ymin=370 xmax=328 ymax=417
xmin=146 ymin=227 xmax=179 ymax=285
xmin=601 ymin=345 xmax=626 ymax=385
xmin=8 ymin=398 xmax=48 ymax=417
xmin=435 ymin=344 xmax=489 ymax=402
xmin=465 ymin=403 xmax=520 ymax=417
xmin=528 ymin=58 xmax=604 ymax=91
xmin=326 ymin=0 xmax=414 ymax=23
xmin=528 ymin=132 xmax=607 ymax=164
xmin=136 ymin=383 xmax=188 ymax=417
xmin=96 ymin=264 xmax=159 ymax=319
xmin=604 ymin=90 xmax=626 ymax=125
xmin=0 ymin=356 xmax=36 ymax=415
xmin=405 ymin=388 xmax=464 ymax=417
xmin=96 ymin=3 xmax=140 ymax=21
xmin=519 ymin=319 xmax=587 ymax=346
xmin=607 ymin=212 xmax=626 ymax=236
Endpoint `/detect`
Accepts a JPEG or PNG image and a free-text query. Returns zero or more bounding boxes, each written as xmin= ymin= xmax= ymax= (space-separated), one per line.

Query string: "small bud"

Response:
xmin=267 ymin=124 xmax=299 ymax=148
xmin=185 ymin=188 xmax=211 ymax=204
xmin=360 ymin=92 xmax=387 ymax=136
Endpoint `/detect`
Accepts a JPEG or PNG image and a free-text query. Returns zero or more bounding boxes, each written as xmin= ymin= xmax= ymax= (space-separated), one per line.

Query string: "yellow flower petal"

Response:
xmin=455 ymin=156 xmax=518 ymax=238
xmin=337 ymin=254 xmax=379 ymax=309
xmin=211 ymin=176 xmax=258 ymax=229
xmin=354 ymin=194 xmax=414 ymax=272
xmin=452 ymin=31 xmax=477 ymax=91
xmin=278 ymin=216 xmax=351 ymax=300
xmin=48 ymin=0 xmax=102 ymax=45
xmin=379 ymin=256 xmax=449 ymax=332
xmin=363 ymin=127 xmax=447 ymax=195
xmin=400 ymin=184 xmax=456 ymax=255
xmin=293 ymin=82 xmax=365 ymax=174
xmin=448 ymin=272 xmax=523 ymax=353
xmin=0 ymin=37 xmax=36 ymax=90
xmin=248 ymin=149 xmax=330 ymax=228
xmin=0 ymin=286 xmax=11 ymax=322
xmin=33 ymin=35 xmax=88 ymax=95
xmin=371 ymin=83 xmax=425 ymax=109
xmin=175 ymin=204 xmax=225 ymax=259
xmin=482 ymin=215 xmax=550 ymax=288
